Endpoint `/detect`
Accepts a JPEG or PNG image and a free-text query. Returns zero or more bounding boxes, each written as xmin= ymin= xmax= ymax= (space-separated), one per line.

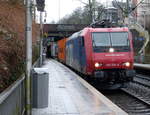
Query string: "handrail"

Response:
xmin=128 ymin=17 xmax=150 ymax=54
xmin=0 ymin=75 xmax=25 ymax=104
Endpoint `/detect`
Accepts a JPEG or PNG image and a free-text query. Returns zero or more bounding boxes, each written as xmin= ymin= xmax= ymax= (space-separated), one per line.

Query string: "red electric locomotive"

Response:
xmin=66 ymin=23 xmax=135 ymax=89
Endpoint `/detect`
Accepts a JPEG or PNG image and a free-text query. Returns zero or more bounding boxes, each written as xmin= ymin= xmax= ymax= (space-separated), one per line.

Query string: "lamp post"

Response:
xmin=25 ymin=0 xmax=32 ymax=114
xmin=124 ymin=0 xmax=130 ymax=25
xmin=25 ymin=0 xmax=45 ymax=114
xmin=36 ymin=0 xmax=45 ymax=66
xmin=39 ymin=12 xmax=43 ymax=66
xmin=126 ymin=0 xmax=129 ymax=17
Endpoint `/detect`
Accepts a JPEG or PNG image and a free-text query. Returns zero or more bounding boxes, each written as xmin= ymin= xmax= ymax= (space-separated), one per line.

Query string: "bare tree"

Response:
xmin=58 ymin=1 xmax=104 ymax=25
xmin=77 ymin=0 xmax=104 ymax=23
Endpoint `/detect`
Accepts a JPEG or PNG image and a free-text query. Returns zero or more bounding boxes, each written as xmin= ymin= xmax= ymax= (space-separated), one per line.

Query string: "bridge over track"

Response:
xmin=43 ymin=24 xmax=88 ymax=41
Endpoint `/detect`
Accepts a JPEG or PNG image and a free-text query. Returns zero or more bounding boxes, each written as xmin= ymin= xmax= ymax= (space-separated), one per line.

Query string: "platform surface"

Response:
xmin=32 ymin=59 xmax=127 ymax=115
xmin=134 ymin=63 xmax=150 ymax=69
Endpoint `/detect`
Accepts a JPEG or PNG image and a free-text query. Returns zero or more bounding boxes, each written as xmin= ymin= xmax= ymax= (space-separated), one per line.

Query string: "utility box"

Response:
xmin=32 ymin=68 xmax=49 ymax=108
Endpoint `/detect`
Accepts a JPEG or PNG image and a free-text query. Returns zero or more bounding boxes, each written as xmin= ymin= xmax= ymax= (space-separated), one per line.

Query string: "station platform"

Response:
xmin=134 ymin=63 xmax=150 ymax=70
xmin=32 ymin=59 xmax=127 ymax=115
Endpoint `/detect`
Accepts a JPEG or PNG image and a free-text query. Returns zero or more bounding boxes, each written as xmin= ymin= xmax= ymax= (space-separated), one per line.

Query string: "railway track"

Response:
xmin=125 ymin=74 xmax=150 ymax=105
xmin=134 ymin=74 xmax=150 ymax=87
xmin=102 ymin=89 xmax=150 ymax=115
xmin=122 ymin=87 xmax=150 ymax=106
xmin=102 ymin=74 xmax=150 ymax=115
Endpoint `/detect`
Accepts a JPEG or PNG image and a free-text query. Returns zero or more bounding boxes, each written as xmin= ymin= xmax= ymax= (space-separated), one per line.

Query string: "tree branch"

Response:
xmin=130 ymin=0 xmax=145 ymax=14
xmin=76 ymin=0 xmax=88 ymax=5
xmin=114 ymin=0 xmax=145 ymax=15
xmin=114 ymin=0 xmax=126 ymax=13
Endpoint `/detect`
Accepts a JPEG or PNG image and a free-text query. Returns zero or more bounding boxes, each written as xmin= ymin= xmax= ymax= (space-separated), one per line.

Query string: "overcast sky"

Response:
xmin=41 ymin=0 xmax=113 ymax=23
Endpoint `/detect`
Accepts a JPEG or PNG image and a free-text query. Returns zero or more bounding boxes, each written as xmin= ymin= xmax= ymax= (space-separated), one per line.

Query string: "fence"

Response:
xmin=0 ymin=76 xmax=25 ymax=115
xmin=0 ymin=59 xmax=40 ymax=115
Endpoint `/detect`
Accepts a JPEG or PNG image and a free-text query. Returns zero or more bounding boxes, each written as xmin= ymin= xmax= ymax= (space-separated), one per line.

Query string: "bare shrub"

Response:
xmin=0 ymin=1 xmax=39 ymax=92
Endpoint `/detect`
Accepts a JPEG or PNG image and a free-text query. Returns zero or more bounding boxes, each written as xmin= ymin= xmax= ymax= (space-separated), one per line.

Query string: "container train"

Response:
xmin=52 ymin=26 xmax=135 ymax=89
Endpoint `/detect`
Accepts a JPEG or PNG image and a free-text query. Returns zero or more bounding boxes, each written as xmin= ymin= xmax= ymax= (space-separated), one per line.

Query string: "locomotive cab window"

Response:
xmin=92 ymin=32 xmax=130 ymax=52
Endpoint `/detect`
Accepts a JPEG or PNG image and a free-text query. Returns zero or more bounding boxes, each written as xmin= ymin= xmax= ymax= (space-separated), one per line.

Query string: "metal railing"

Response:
xmin=0 ymin=76 xmax=25 ymax=115
xmin=128 ymin=16 xmax=150 ymax=54
xmin=0 ymin=59 xmax=40 ymax=115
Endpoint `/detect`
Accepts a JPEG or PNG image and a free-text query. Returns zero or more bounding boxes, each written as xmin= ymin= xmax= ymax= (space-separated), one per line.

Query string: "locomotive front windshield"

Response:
xmin=92 ymin=32 xmax=130 ymax=52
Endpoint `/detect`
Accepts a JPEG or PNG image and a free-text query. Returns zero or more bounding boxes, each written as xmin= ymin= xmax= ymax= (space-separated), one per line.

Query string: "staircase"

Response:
xmin=128 ymin=17 xmax=149 ymax=54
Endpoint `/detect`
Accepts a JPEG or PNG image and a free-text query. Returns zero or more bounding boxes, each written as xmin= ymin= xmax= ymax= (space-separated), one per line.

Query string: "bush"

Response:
xmin=0 ymin=38 xmax=25 ymax=92
xmin=0 ymin=1 xmax=39 ymax=92
xmin=0 ymin=0 xmax=23 ymax=5
xmin=33 ymin=44 xmax=40 ymax=64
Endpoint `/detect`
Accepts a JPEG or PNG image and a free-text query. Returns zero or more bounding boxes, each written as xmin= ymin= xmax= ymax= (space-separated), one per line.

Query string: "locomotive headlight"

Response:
xmin=109 ymin=48 xmax=114 ymax=53
xmin=124 ymin=62 xmax=130 ymax=67
xmin=95 ymin=62 xmax=102 ymax=68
